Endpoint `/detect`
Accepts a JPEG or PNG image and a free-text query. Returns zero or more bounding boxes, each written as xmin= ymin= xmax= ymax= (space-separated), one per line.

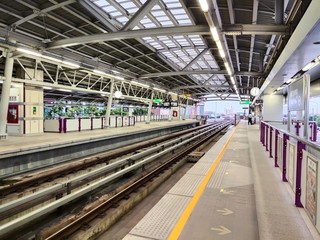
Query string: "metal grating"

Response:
xmin=168 ymin=174 xmax=204 ymax=197
xmin=207 ymin=161 xmax=229 ymax=189
xmin=187 ymin=162 xmax=213 ymax=176
xmin=129 ymin=194 xmax=190 ymax=240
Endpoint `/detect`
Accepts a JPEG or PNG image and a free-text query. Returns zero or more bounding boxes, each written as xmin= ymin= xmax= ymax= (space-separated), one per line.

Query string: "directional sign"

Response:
xmin=153 ymin=98 xmax=162 ymax=103
xmin=211 ymin=225 xmax=231 ymax=235
xmin=240 ymin=100 xmax=251 ymax=105
xmin=216 ymin=208 xmax=234 ymax=216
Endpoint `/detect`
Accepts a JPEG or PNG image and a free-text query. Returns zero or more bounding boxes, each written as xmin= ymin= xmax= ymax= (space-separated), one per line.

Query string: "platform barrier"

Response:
xmin=44 ymin=116 xmax=136 ymax=133
xmin=260 ymin=121 xmax=320 ymax=230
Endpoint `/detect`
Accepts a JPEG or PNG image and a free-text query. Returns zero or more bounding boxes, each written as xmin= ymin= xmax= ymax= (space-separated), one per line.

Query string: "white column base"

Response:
xmin=0 ymin=134 xmax=8 ymax=140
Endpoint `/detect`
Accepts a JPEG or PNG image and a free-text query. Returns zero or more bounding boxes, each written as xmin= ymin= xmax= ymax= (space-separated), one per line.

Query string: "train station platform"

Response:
xmin=124 ymin=121 xmax=318 ymax=240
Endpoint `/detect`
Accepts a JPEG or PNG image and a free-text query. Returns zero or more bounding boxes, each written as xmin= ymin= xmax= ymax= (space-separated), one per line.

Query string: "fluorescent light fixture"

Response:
xmin=277 ymin=87 xmax=282 ymax=91
xmin=286 ymin=78 xmax=293 ymax=84
xmin=210 ymin=27 xmax=219 ymax=41
xmin=216 ymin=41 xmax=223 ymax=51
xmin=153 ymin=87 xmax=166 ymax=92
xmin=58 ymin=88 xmax=72 ymax=92
xmin=0 ymin=80 xmax=3 ymax=84
xmin=42 ymin=55 xmax=62 ymax=63
xmin=43 ymin=86 xmax=52 ymax=90
xmin=231 ymin=77 xmax=235 ymax=84
xmin=16 ymin=47 xmax=42 ymax=57
xmin=93 ymin=69 xmax=105 ymax=75
xmin=168 ymin=91 xmax=178 ymax=95
xmin=62 ymin=60 xmax=80 ymax=68
xmin=131 ymin=80 xmax=149 ymax=88
xmin=302 ymin=61 xmax=316 ymax=71
xmin=219 ymin=49 xmax=226 ymax=58
xmin=198 ymin=0 xmax=209 ymax=12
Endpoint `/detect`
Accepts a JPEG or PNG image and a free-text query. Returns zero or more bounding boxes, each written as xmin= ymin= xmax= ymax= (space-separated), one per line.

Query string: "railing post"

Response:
xmin=274 ymin=130 xmax=279 ymax=167
xmin=269 ymin=126 xmax=273 ymax=158
xmin=295 ymin=141 xmax=305 ymax=207
xmin=265 ymin=124 xmax=269 ymax=151
xmin=282 ymin=133 xmax=289 ymax=182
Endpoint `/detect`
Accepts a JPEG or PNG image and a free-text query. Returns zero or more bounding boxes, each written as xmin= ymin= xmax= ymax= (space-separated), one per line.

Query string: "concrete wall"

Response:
xmin=262 ymin=95 xmax=283 ymax=121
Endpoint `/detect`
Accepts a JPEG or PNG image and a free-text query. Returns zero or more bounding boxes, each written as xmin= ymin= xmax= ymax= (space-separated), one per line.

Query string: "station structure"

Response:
xmin=0 ymin=0 xmax=320 ymax=239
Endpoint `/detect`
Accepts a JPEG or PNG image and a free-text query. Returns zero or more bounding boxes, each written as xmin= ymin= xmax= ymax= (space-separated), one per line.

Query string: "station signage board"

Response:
xmin=240 ymin=100 xmax=251 ymax=105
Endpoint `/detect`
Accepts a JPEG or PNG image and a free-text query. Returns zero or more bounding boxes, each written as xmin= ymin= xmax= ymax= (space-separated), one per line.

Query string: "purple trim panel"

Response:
xmin=63 ymin=118 xmax=67 ymax=133
xmin=269 ymin=127 xmax=273 ymax=158
xmin=274 ymin=130 xmax=279 ymax=167
xmin=265 ymin=125 xmax=269 ymax=151
xmin=282 ymin=133 xmax=289 ymax=182
xmin=295 ymin=141 xmax=305 ymax=207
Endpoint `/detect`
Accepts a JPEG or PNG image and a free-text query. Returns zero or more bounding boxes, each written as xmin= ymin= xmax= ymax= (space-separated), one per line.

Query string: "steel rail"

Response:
xmin=44 ymin=122 xmax=231 ymax=240
xmin=0 ymin=123 xmax=216 ymax=197
xmin=0 ymin=122 xmax=221 ymax=216
xmin=0 ymin=122 xmax=230 ymax=237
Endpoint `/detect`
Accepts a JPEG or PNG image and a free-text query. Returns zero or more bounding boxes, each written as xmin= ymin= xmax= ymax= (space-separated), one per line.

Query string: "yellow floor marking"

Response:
xmin=168 ymin=125 xmax=238 ymax=240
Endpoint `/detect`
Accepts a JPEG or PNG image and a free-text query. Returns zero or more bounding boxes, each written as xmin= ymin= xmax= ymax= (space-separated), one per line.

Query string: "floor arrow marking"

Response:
xmin=211 ymin=225 xmax=231 ymax=235
xmin=216 ymin=208 xmax=234 ymax=215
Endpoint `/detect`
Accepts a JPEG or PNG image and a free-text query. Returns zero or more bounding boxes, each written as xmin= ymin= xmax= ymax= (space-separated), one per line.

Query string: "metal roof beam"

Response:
xmin=222 ymin=24 xmax=288 ymax=35
xmin=182 ymin=48 xmax=208 ymax=70
xmin=174 ymin=85 xmax=230 ymax=90
xmin=139 ymin=71 xmax=263 ymax=78
xmin=121 ymin=0 xmax=159 ymax=31
xmin=47 ymin=25 xmax=210 ymax=49
xmin=11 ymin=0 xmax=76 ymax=28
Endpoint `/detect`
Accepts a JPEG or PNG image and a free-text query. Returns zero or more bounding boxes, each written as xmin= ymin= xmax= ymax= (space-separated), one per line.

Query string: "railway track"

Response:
xmin=0 ymin=123 xmax=213 ymax=197
xmin=0 ymin=121 xmax=231 ymax=239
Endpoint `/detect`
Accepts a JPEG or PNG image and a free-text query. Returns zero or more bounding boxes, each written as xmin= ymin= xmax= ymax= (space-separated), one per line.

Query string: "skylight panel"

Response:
xmin=102 ymin=5 xmax=118 ymax=14
xmin=94 ymin=0 xmax=107 ymax=7
xmin=152 ymin=10 xmax=166 ymax=17
xmin=177 ymin=19 xmax=192 ymax=25
xmin=116 ymin=16 xmax=129 ymax=23
xmin=156 ymin=16 xmax=171 ymax=22
xmin=161 ymin=20 xmax=174 ymax=26
xmin=140 ymin=17 xmax=152 ymax=24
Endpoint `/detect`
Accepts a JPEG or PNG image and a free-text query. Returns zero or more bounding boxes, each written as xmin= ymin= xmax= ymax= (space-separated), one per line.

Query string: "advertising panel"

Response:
xmin=306 ymin=156 xmax=317 ymax=224
xmin=288 ymin=77 xmax=304 ymax=111
xmin=287 ymin=142 xmax=296 ymax=188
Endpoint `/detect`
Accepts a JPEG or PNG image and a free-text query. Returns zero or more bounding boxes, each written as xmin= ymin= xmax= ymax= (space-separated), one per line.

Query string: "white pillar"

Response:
xmin=104 ymin=80 xmax=114 ymax=127
xmin=183 ymin=99 xmax=188 ymax=120
xmin=146 ymin=91 xmax=154 ymax=124
xmin=0 ymin=51 xmax=14 ymax=139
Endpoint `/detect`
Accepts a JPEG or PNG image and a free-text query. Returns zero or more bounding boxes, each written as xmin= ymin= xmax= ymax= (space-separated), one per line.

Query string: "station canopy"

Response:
xmin=0 ymin=0 xmax=307 ymax=104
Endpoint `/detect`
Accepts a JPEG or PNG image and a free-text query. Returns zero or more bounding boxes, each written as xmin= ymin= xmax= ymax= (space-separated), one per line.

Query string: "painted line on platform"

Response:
xmin=168 ymin=124 xmax=238 ymax=240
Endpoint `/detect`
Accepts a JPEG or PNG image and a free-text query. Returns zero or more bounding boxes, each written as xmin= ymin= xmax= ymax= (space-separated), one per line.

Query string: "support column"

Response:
xmin=183 ymin=99 xmax=188 ymax=120
xmin=0 ymin=51 xmax=14 ymax=140
xmin=104 ymin=80 xmax=114 ymax=128
xmin=146 ymin=91 xmax=154 ymax=124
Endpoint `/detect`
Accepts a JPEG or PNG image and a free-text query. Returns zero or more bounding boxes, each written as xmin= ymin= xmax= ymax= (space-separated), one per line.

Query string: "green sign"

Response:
xmin=240 ymin=100 xmax=251 ymax=105
xmin=153 ymin=98 xmax=162 ymax=103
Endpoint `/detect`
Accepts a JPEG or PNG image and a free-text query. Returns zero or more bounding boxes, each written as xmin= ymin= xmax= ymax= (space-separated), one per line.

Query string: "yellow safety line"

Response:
xmin=168 ymin=125 xmax=238 ymax=240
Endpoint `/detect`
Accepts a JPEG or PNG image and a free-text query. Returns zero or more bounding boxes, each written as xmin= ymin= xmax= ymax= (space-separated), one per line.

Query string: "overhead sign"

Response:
xmin=181 ymin=93 xmax=191 ymax=97
xmin=256 ymin=99 xmax=263 ymax=104
xmin=153 ymin=98 xmax=162 ymax=103
xmin=171 ymin=101 xmax=178 ymax=107
xmin=240 ymin=100 xmax=251 ymax=105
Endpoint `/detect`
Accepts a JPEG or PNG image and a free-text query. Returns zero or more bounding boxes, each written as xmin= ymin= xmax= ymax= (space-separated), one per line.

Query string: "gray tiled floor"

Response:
xmin=124 ymin=121 xmax=317 ymax=240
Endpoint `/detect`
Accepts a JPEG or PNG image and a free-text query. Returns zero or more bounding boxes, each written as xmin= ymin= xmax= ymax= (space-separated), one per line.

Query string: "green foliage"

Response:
xmin=110 ymin=107 xmax=128 ymax=116
xmin=132 ymin=108 xmax=148 ymax=116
